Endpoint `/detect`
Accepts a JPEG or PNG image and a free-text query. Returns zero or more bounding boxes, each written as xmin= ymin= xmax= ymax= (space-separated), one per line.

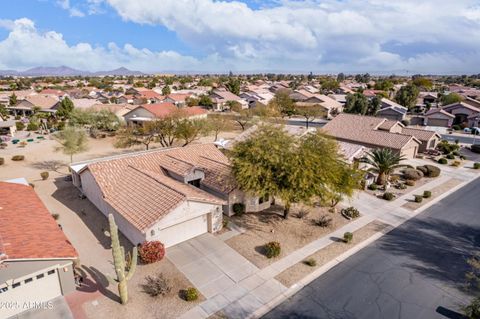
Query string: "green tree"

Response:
xmin=395 ymin=84 xmax=420 ymax=109
xmin=231 ymin=125 xmax=360 ymax=218
xmin=9 ymin=93 xmax=17 ymax=106
xmin=114 ymin=122 xmax=160 ymax=150
xmin=54 ymin=126 xmax=88 ymax=162
xmin=198 ymin=95 xmax=213 ymax=109
xmin=374 ymin=80 xmax=394 ymax=91
xmin=360 ymin=148 xmax=409 ymax=185
xmin=175 ymin=119 xmax=207 ymax=146
xmin=56 ymin=97 xmax=75 ymax=118
xmin=320 ymin=78 xmax=339 ymax=92
xmin=337 ymin=73 xmax=346 ymax=82
xmin=0 ymin=104 xmax=8 ymax=120
xmin=270 ymin=89 xmax=295 ymax=118
xmin=295 ymin=105 xmax=325 ymax=128
xmin=344 ymin=93 xmax=369 ymax=115
xmin=206 ymin=114 xmax=232 ymax=141
xmin=225 ymin=78 xmax=241 ymax=95
xmin=440 ymin=93 xmax=463 ymax=106
xmin=162 ymin=85 xmax=171 ymax=96
xmin=411 ymin=76 xmax=433 ymax=90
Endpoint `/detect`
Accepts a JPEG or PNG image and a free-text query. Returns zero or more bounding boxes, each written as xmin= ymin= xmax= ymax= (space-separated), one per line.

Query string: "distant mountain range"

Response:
xmin=0 ymin=66 xmax=145 ymax=77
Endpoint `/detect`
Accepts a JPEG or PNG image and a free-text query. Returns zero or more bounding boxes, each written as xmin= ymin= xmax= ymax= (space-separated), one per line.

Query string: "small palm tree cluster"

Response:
xmin=361 ymin=148 xmax=409 ymax=185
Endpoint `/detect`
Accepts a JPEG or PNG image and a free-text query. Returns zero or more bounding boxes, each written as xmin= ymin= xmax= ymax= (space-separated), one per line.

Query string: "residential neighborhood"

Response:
xmin=1 ymin=1 xmax=480 ymax=319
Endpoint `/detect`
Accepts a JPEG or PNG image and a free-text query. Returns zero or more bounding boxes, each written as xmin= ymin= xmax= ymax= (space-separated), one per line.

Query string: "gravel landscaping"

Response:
xmin=274 ymin=220 xmax=389 ymax=287
xmin=83 ymin=258 xmax=204 ymax=319
xmin=402 ymin=178 xmax=463 ymax=211
xmin=225 ymin=204 xmax=352 ymax=269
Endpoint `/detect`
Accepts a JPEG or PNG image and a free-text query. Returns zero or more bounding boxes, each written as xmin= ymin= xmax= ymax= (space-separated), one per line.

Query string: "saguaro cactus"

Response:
xmin=108 ymin=214 xmax=137 ymax=304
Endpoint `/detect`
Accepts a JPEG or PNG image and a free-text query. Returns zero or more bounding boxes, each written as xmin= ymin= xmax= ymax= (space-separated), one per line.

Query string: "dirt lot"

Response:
xmin=225 ymin=205 xmax=351 ymax=269
xmin=83 ymin=258 xmax=204 ymax=319
xmin=275 ymin=220 xmax=389 ymax=287
xmin=402 ymin=178 xmax=463 ymax=210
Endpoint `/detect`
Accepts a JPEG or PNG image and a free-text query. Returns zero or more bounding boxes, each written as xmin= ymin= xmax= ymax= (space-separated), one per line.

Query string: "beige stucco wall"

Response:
xmin=123 ymin=107 xmax=154 ymax=122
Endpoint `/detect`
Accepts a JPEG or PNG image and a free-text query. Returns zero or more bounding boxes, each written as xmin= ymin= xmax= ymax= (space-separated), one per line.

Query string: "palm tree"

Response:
xmin=361 ymin=148 xmax=409 ymax=185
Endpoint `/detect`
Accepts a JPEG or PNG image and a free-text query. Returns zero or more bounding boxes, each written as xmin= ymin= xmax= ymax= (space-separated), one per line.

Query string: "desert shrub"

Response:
xmin=414 ymin=195 xmax=423 ymax=203
xmin=232 ymin=203 xmax=245 ymax=215
xmin=341 ymin=207 xmax=360 ymax=219
xmin=396 ymin=183 xmax=407 ymax=190
xmin=437 ymin=140 xmax=460 ymax=154
xmin=27 ymin=122 xmax=39 ymax=131
xmin=474 ymin=163 xmax=480 ymax=169
xmin=405 ymin=180 xmax=416 ymax=186
xmin=451 ymin=160 xmax=461 ymax=167
xmin=15 ymin=121 xmax=25 ymax=130
xmin=389 ymin=175 xmax=400 ymax=183
xmin=423 ymin=190 xmax=432 ymax=198
xmin=11 ymin=155 xmax=25 ymax=161
xmin=18 ymin=141 xmax=27 ymax=147
xmin=416 ymin=166 xmax=428 ymax=175
xmin=459 ymin=155 xmax=466 ymax=160
xmin=182 ymin=287 xmax=199 ymax=301
xmin=315 ymin=215 xmax=333 ymax=228
xmin=51 ymin=213 xmax=60 ymax=220
xmin=423 ymin=165 xmax=441 ymax=177
xmin=264 ymin=241 xmax=281 ymax=258
xmin=294 ymin=209 xmax=310 ymax=219
xmin=402 ymin=168 xmax=423 ymax=181
xmin=368 ymin=183 xmax=378 ymax=191
xmin=472 ymin=144 xmax=480 ymax=154
xmin=0 ymin=158 xmax=4 ymax=165
xmin=222 ymin=217 xmax=229 ymax=229
xmin=0 ymin=142 xmax=7 ymax=149
xmin=343 ymin=232 xmax=353 ymax=243
xmin=446 ymin=153 xmax=455 ymax=160
xmin=57 ymin=121 xmax=65 ymax=130
xmin=383 ymin=192 xmax=394 ymax=201
xmin=304 ymin=258 xmax=317 ymax=267
xmin=452 ymin=124 xmax=461 ymax=131
xmin=438 ymin=158 xmax=448 ymax=165
xmin=142 ymin=273 xmax=171 ymax=297
xmin=452 ymin=151 xmax=460 ymax=156
xmin=462 ymin=296 xmax=480 ymax=319
xmin=40 ymin=171 xmax=49 ymax=180
xmin=138 ymin=241 xmax=165 ymax=264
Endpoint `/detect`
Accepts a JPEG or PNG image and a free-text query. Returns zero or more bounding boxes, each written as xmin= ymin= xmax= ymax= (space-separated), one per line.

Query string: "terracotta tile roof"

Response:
xmin=138 ymin=103 xmax=177 ymax=118
xmin=138 ymin=90 xmax=163 ymax=100
xmin=425 ymin=108 xmax=455 ymax=118
xmin=378 ymin=120 xmax=402 ymax=131
xmin=401 ymin=127 xmax=439 ymax=142
xmin=24 ymin=95 xmax=59 ymax=109
xmin=182 ymin=106 xmax=208 ymax=117
xmin=84 ymin=144 xmax=230 ymax=232
xmin=443 ymin=102 xmax=480 ymax=113
xmin=167 ymin=93 xmax=190 ymax=102
xmin=0 ymin=182 xmax=77 ymax=260
xmin=322 ymin=113 xmax=418 ymax=150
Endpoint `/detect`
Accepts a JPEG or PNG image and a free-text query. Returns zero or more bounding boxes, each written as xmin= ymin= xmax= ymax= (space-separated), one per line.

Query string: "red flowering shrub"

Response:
xmin=139 ymin=241 xmax=165 ymax=264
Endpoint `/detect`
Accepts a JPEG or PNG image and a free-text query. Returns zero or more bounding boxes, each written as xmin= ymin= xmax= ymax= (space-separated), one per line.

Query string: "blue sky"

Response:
xmin=1 ymin=0 xmax=480 ymax=74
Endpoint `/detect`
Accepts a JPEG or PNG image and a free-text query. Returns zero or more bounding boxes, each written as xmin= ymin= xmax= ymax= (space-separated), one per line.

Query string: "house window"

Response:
xmin=47 ymin=270 xmax=55 ymax=275
xmin=12 ymin=283 xmax=20 ymax=288
xmin=0 ymin=287 xmax=8 ymax=293
xmin=259 ymin=195 xmax=269 ymax=204
xmin=25 ymin=278 xmax=33 ymax=284
xmin=36 ymin=274 xmax=44 ymax=279
xmin=150 ymin=229 xmax=155 ymax=236
xmin=188 ymin=179 xmax=201 ymax=188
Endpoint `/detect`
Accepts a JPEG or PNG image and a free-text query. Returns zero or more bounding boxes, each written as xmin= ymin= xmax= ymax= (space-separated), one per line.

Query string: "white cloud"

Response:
xmin=100 ymin=0 xmax=480 ymax=73
xmin=0 ymin=18 xmax=206 ymax=72
xmin=57 ymin=0 xmax=85 ymax=17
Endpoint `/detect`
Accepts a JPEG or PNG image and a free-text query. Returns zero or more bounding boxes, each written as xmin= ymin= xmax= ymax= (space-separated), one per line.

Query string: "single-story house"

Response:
xmin=0 ymin=179 xmax=78 ymax=318
xmin=442 ymin=102 xmax=480 ymax=125
xmin=8 ymin=95 xmax=60 ymax=116
xmin=70 ymin=144 xmax=270 ymax=247
xmin=210 ymin=89 xmax=247 ymax=111
xmin=322 ymin=113 xmax=423 ymax=159
xmin=163 ymin=93 xmax=191 ymax=107
xmin=0 ymin=120 xmax=16 ymax=136
xmin=376 ymin=98 xmax=408 ymax=121
xmin=424 ymin=108 xmax=455 ymax=127
xmin=123 ymin=103 xmax=207 ymax=125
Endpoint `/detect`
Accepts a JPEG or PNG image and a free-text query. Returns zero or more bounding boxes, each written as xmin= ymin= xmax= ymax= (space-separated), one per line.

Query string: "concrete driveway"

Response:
xmin=167 ymin=233 xmax=258 ymax=299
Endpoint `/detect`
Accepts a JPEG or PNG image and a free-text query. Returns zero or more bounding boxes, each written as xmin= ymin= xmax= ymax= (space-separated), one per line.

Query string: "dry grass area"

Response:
xmin=275 ymin=220 xmax=389 ymax=287
xmin=402 ymin=178 xmax=463 ymax=210
xmin=83 ymin=258 xmax=204 ymax=319
xmin=225 ymin=205 xmax=351 ymax=269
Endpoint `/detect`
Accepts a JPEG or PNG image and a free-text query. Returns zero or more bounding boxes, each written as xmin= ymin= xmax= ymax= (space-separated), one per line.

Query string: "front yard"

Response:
xmin=225 ymin=204 xmax=352 ymax=269
xmin=83 ymin=258 xmax=204 ymax=319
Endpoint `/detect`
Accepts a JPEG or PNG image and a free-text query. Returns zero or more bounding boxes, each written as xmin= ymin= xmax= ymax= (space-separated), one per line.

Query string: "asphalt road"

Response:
xmin=441 ymin=134 xmax=479 ymax=145
xmin=264 ymin=178 xmax=480 ymax=319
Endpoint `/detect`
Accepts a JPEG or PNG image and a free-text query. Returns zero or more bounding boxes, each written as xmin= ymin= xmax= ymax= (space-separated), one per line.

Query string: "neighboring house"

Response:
xmin=164 ymin=93 xmax=191 ymax=107
xmin=239 ymin=91 xmax=274 ymax=108
xmin=322 ymin=113 xmax=424 ymax=159
xmin=71 ymin=98 xmax=100 ymax=110
xmin=70 ymin=144 xmax=270 ymax=247
xmin=40 ymin=89 xmax=68 ymax=99
xmin=0 ymin=179 xmax=78 ymax=318
xmin=8 ymin=95 xmax=60 ymax=116
xmin=136 ymin=90 xmax=164 ymax=104
xmin=376 ymin=98 xmax=408 ymax=121
xmin=0 ymin=120 xmax=16 ymax=136
xmin=424 ymin=108 xmax=455 ymax=127
xmin=292 ymin=90 xmax=343 ymax=118
xmin=210 ymin=89 xmax=247 ymax=111
xmin=337 ymin=141 xmax=369 ymax=164
xmin=401 ymin=127 xmax=440 ymax=153
xmin=441 ymin=102 xmax=480 ymax=125
xmin=123 ymin=103 xmax=207 ymax=125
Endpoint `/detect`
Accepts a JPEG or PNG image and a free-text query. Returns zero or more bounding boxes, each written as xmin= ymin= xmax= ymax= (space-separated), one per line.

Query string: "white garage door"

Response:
xmin=156 ymin=215 xmax=208 ymax=247
xmin=0 ymin=269 xmax=62 ymax=318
